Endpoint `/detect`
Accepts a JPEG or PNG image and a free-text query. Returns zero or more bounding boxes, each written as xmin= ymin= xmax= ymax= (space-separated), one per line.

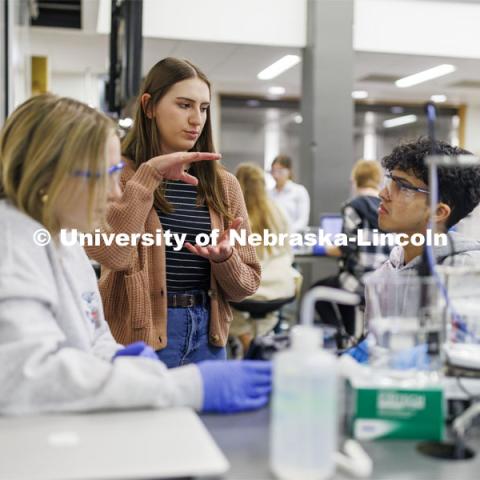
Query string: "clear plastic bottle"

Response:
xmin=270 ymin=325 xmax=337 ymax=480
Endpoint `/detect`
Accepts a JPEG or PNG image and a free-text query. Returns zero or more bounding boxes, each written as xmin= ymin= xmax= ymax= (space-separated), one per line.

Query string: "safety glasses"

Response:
xmin=383 ymin=172 xmax=429 ymax=198
xmin=73 ymin=161 xmax=125 ymax=179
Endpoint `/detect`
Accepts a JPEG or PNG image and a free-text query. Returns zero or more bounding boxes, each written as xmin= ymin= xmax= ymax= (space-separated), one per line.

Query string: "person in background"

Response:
xmin=312 ymin=159 xmax=390 ymax=336
xmin=87 ymin=58 xmax=260 ymax=368
xmin=268 ymin=154 xmax=311 ymax=233
xmin=0 ymin=94 xmax=271 ymax=415
xmin=231 ymin=163 xmax=301 ymax=355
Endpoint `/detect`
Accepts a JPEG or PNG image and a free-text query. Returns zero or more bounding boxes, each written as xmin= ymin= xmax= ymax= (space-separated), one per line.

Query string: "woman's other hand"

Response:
xmin=185 ymin=217 xmax=243 ymax=263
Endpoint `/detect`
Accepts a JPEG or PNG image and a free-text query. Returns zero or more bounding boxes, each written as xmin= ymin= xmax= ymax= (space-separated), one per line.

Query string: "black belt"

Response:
xmin=167 ymin=292 xmax=208 ymax=308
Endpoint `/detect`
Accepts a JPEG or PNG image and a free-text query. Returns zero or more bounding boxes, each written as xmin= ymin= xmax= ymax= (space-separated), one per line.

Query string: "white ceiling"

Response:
xmin=354 ymin=51 xmax=480 ymax=106
xmin=142 ymin=37 xmax=301 ymax=98
xmin=30 ymin=28 xmax=480 ymax=106
xmin=143 ymin=36 xmax=480 ymax=106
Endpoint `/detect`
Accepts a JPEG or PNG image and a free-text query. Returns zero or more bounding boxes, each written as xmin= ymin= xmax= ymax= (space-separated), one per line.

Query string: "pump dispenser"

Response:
xmin=270 ymin=325 xmax=337 ymax=480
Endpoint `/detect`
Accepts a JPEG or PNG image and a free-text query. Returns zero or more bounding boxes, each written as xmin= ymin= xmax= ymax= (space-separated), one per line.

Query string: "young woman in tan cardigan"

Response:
xmin=87 ymin=58 xmax=260 ymax=367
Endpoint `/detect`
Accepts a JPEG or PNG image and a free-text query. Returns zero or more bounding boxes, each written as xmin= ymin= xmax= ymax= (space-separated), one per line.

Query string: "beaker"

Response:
xmin=437 ymin=265 xmax=480 ymax=345
xmin=363 ymin=271 xmax=444 ymax=372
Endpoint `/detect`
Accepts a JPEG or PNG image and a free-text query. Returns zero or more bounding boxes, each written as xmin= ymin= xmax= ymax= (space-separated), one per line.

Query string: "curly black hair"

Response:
xmin=381 ymin=137 xmax=480 ymax=228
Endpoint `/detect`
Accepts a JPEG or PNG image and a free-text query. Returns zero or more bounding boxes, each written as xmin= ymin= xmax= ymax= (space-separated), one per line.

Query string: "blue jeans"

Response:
xmin=156 ymin=291 xmax=226 ymax=368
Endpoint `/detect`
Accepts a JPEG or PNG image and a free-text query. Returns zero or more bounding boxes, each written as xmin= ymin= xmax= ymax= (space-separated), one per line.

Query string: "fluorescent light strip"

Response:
xmin=383 ymin=114 xmax=417 ymax=129
xmin=395 ymin=64 xmax=456 ymax=88
xmin=268 ymin=86 xmax=286 ymax=95
xmin=431 ymin=94 xmax=447 ymax=103
xmin=352 ymin=90 xmax=368 ymax=99
xmin=258 ymin=55 xmax=301 ymax=80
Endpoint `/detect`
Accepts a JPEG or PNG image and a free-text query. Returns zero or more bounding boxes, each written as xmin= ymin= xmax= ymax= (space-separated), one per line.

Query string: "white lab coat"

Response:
xmin=0 ymin=200 xmax=202 ymax=415
xmin=269 ymin=180 xmax=310 ymax=233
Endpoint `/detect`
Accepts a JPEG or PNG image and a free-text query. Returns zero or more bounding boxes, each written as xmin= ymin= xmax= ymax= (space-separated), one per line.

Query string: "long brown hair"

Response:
xmin=123 ymin=57 xmax=231 ymax=220
xmin=235 ymin=163 xmax=288 ymax=256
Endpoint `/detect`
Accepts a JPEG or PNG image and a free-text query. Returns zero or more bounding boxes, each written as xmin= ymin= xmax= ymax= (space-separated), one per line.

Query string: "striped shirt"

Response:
xmin=157 ymin=180 xmax=211 ymax=292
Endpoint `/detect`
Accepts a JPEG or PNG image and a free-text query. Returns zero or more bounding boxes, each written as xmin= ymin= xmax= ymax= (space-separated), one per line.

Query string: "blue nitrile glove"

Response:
xmin=313 ymin=244 xmax=326 ymax=256
xmin=345 ymin=339 xmax=369 ymax=364
xmin=391 ymin=343 xmax=430 ymax=370
xmin=112 ymin=341 xmax=158 ymax=361
xmin=198 ymin=360 xmax=272 ymax=413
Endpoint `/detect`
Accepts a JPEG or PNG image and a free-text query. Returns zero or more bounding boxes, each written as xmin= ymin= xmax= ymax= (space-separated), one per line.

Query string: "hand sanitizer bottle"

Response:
xmin=270 ymin=325 xmax=337 ymax=480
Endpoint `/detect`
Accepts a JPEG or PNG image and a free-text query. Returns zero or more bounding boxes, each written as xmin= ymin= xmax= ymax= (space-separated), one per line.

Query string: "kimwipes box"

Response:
xmin=347 ymin=378 xmax=444 ymax=441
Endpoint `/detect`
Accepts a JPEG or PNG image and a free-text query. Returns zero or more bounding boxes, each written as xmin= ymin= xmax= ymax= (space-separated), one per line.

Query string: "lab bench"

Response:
xmin=201 ymin=406 xmax=480 ymax=480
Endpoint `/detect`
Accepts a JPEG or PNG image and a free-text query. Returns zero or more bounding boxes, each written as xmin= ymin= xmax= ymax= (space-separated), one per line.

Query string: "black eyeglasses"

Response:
xmin=383 ymin=172 xmax=429 ymax=197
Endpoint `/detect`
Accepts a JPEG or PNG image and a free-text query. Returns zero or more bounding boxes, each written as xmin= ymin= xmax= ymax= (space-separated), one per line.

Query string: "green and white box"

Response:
xmin=348 ymin=380 xmax=444 ymax=441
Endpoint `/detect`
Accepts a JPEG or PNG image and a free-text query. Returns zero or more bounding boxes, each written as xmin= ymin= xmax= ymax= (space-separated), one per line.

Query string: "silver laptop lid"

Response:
xmin=0 ymin=407 xmax=229 ymax=480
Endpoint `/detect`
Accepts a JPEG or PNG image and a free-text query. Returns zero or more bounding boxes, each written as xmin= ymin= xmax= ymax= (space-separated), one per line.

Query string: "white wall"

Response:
xmin=29 ymin=29 xmax=108 ymax=105
xmin=96 ymin=0 xmax=480 ymax=60
xmin=49 ymin=72 xmax=103 ymax=108
xmin=30 ymin=29 xmax=108 ymax=74
xmin=97 ymin=0 xmax=307 ymax=47
xmin=354 ymin=0 xmax=480 ymax=59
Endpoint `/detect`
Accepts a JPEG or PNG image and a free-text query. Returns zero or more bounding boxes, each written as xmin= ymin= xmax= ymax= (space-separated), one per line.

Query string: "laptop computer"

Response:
xmin=319 ymin=214 xmax=343 ymax=237
xmin=0 ymin=407 xmax=229 ymax=480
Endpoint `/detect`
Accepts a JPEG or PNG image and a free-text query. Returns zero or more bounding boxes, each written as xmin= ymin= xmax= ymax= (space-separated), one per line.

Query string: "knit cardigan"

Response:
xmin=86 ymin=160 xmax=261 ymax=350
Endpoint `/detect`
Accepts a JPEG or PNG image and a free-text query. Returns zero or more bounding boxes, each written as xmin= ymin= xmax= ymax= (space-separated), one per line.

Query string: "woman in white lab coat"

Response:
xmin=269 ymin=154 xmax=311 ymax=233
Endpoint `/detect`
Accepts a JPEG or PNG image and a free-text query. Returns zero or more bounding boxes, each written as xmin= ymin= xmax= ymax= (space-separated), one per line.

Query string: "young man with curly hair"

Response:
xmin=348 ymin=138 xmax=480 ymax=364
xmin=376 ymin=137 xmax=480 ymax=272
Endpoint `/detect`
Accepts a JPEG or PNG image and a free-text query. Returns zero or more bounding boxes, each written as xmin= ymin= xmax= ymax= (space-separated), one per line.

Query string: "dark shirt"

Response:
xmin=338 ymin=195 xmax=390 ymax=294
xmin=157 ymin=181 xmax=211 ymax=292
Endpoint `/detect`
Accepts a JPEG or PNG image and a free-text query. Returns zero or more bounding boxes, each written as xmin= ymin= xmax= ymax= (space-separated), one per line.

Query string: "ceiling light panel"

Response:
xmin=395 ymin=64 xmax=456 ymax=88
xmin=383 ymin=114 xmax=417 ymax=128
xmin=257 ymin=55 xmax=301 ymax=80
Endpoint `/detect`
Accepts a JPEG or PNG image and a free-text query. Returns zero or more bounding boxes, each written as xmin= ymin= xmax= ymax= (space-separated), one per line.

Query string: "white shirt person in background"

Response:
xmin=268 ymin=154 xmax=311 ymax=233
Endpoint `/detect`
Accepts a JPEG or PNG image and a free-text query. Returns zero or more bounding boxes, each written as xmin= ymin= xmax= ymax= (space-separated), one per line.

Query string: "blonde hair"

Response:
xmin=351 ymin=159 xmax=382 ymax=189
xmin=0 ymin=94 xmax=115 ymax=234
xmin=235 ymin=163 xmax=288 ymax=256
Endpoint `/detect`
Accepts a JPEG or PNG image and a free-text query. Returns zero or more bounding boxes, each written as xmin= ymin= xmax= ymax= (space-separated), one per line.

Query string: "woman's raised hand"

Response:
xmin=147 ymin=151 xmax=221 ymax=185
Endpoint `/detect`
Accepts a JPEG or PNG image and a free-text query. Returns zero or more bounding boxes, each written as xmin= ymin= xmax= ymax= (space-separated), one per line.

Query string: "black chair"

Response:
xmin=229 ymin=296 xmax=297 ymax=359
xmin=230 ymin=296 xmax=296 ymax=320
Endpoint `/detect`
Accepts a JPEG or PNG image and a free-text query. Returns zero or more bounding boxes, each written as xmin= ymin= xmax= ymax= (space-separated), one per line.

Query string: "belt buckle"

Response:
xmin=186 ymin=295 xmax=195 ymax=308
